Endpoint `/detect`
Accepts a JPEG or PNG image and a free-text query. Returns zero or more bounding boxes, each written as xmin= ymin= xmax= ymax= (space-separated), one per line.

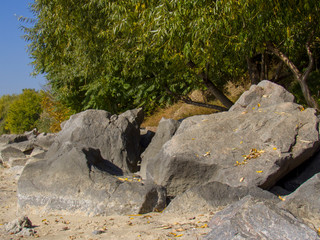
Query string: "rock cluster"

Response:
xmin=2 ymin=80 xmax=320 ymax=238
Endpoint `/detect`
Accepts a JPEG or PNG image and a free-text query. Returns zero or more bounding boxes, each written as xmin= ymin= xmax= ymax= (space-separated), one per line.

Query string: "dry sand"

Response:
xmin=0 ymin=167 xmax=212 ymax=240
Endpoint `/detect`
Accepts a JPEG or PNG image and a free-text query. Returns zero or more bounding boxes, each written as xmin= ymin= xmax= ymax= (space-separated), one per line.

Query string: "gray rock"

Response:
xmin=10 ymin=141 xmax=34 ymax=154
xmin=229 ymin=80 xmax=295 ymax=112
xmin=18 ymin=143 xmax=166 ymax=216
xmin=32 ymin=132 xmax=56 ymax=150
xmin=204 ymin=196 xmax=318 ymax=240
xmin=92 ymin=230 xmax=105 ymax=235
xmin=140 ymin=118 xmax=180 ymax=179
xmin=0 ymin=146 xmax=26 ymax=165
xmin=7 ymin=157 xmax=29 ymax=167
xmin=139 ymin=129 xmax=155 ymax=153
xmin=278 ymin=173 xmax=320 ymax=229
xmin=16 ymin=227 xmax=36 ymax=237
xmin=5 ymin=216 xmax=32 ymax=234
xmin=164 ymin=182 xmax=279 ymax=214
xmin=46 ymin=109 xmax=143 ymax=172
xmin=146 ymin=102 xmax=319 ymax=196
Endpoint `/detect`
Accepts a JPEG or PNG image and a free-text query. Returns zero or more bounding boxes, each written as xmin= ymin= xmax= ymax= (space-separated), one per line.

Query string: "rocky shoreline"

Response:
xmin=1 ymin=80 xmax=320 ymax=239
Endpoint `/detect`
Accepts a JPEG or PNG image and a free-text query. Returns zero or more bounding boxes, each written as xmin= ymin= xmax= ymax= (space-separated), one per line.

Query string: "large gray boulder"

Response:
xmin=46 ymin=108 xmax=143 ymax=172
xmin=164 ymin=182 xmax=278 ymax=214
xmin=229 ymin=80 xmax=295 ymax=112
xmin=278 ymin=172 xmax=320 ymax=229
xmin=140 ymin=118 xmax=180 ymax=179
xmin=204 ymin=196 xmax=318 ymax=240
xmin=146 ymin=102 xmax=319 ymax=196
xmin=18 ymin=143 xmax=166 ymax=216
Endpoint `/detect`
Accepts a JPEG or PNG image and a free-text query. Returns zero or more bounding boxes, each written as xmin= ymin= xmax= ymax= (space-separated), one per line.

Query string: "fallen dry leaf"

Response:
xmin=203 ymin=151 xmax=211 ymax=157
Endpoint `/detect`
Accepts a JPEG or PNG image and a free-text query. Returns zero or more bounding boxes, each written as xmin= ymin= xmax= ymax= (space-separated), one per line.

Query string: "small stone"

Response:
xmin=92 ymin=230 xmax=104 ymax=235
xmin=5 ymin=216 xmax=32 ymax=234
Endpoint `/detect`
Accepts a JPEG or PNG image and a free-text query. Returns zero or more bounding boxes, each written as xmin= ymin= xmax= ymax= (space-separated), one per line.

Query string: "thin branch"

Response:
xmin=302 ymin=32 xmax=315 ymax=82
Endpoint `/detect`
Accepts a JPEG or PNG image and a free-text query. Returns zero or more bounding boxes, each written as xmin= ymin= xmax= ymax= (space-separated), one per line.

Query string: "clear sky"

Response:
xmin=0 ymin=0 xmax=46 ymax=97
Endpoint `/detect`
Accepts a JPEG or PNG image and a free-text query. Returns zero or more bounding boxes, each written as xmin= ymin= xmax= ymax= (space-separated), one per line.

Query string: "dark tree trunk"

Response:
xmin=187 ymin=61 xmax=234 ymax=109
xmin=267 ymin=41 xmax=319 ymax=111
xmin=246 ymin=56 xmax=260 ymax=84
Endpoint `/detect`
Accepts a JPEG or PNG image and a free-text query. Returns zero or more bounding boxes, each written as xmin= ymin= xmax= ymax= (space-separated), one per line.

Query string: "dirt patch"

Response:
xmin=0 ymin=167 xmax=212 ymax=240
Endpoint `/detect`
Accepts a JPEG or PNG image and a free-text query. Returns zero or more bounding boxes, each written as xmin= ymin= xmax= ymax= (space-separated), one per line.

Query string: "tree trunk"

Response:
xmin=246 ymin=56 xmax=260 ymax=84
xmin=187 ymin=61 xmax=234 ymax=109
xmin=201 ymin=76 xmax=234 ymax=109
xmin=267 ymin=42 xmax=319 ymax=110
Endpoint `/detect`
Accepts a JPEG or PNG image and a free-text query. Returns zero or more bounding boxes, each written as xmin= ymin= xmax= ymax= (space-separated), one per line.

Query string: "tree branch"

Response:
xmin=266 ymin=42 xmax=302 ymax=81
xmin=302 ymin=32 xmax=315 ymax=82
xmin=164 ymin=86 xmax=228 ymax=112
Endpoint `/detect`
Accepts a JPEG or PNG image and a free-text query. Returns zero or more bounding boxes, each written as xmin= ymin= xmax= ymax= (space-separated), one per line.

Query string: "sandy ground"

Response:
xmin=0 ymin=166 xmax=212 ymax=240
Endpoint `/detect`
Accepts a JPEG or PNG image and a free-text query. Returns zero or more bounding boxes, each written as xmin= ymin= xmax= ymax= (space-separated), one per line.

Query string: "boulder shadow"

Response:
xmin=83 ymin=147 xmax=123 ymax=176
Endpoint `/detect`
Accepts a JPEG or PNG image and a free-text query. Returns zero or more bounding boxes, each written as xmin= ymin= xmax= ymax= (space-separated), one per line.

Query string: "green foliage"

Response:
xmin=5 ymin=89 xmax=42 ymax=134
xmin=0 ymin=94 xmax=18 ymax=134
xmin=22 ymin=0 xmax=320 ymax=113
xmin=37 ymin=91 xmax=74 ymax=132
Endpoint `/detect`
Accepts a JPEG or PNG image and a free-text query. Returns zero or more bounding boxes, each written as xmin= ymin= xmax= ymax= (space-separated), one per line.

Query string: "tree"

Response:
xmin=23 ymin=0 xmax=244 ymax=113
xmin=38 ymin=91 xmax=74 ymax=132
xmin=0 ymin=94 xmax=18 ymax=134
xmin=5 ymin=89 xmax=42 ymax=134
xmin=23 ymin=0 xmax=320 ymax=113
xmin=210 ymin=0 xmax=320 ymax=110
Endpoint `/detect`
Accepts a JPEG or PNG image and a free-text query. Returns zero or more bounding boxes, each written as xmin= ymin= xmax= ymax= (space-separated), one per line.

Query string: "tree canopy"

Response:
xmin=5 ymin=89 xmax=42 ymax=134
xmin=23 ymin=0 xmax=320 ymax=113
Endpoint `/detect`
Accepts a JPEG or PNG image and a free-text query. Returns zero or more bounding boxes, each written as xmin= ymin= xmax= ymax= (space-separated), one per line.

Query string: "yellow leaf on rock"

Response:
xmin=203 ymin=151 xmax=211 ymax=157
xmin=257 ymin=103 xmax=261 ymax=107
xmin=256 ymin=170 xmax=263 ymax=173
xmin=278 ymin=196 xmax=285 ymax=201
xmin=273 ymin=147 xmax=277 ymax=150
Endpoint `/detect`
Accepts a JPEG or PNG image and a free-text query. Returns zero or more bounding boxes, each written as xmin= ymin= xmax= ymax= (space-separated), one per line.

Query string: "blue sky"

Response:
xmin=0 ymin=0 xmax=46 ymax=97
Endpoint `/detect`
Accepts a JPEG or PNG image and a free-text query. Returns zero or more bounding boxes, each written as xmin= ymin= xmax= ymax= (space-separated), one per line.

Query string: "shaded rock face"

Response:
xmin=229 ymin=80 xmax=295 ymax=112
xmin=140 ymin=118 xmax=180 ymax=179
xmin=164 ymin=182 xmax=278 ymax=214
xmin=204 ymin=196 xmax=318 ymax=240
xmin=18 ymin=109 xmax=166 ymax=216
xmin=278 ymin=173 xmax=320 ymax=229
xmin=146 ymin=82 xmax=319 ymax=196
xmin=270 ymin=150 xmax=320 ymax=195
xmin=46 ymin=109 xmax=143 ymax=172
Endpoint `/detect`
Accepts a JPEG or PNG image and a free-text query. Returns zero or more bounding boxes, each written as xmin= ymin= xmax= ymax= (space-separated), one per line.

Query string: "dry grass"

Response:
xmin=141 ymin=81 xmax=250 ymax=128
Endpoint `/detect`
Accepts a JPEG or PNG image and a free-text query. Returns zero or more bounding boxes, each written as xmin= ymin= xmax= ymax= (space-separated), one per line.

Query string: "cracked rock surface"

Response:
xmin=146 ymin=98 xmax=319 ymax=197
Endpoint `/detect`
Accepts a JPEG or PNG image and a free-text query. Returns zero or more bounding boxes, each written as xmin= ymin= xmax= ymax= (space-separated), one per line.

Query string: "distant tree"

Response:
xmin=37 ymin=91 xmax=74 ymax=133
xmin=0 ymin=94 xmax=18 ymax=134
xmin=5 ymin=89 xmax=42 ymax=134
